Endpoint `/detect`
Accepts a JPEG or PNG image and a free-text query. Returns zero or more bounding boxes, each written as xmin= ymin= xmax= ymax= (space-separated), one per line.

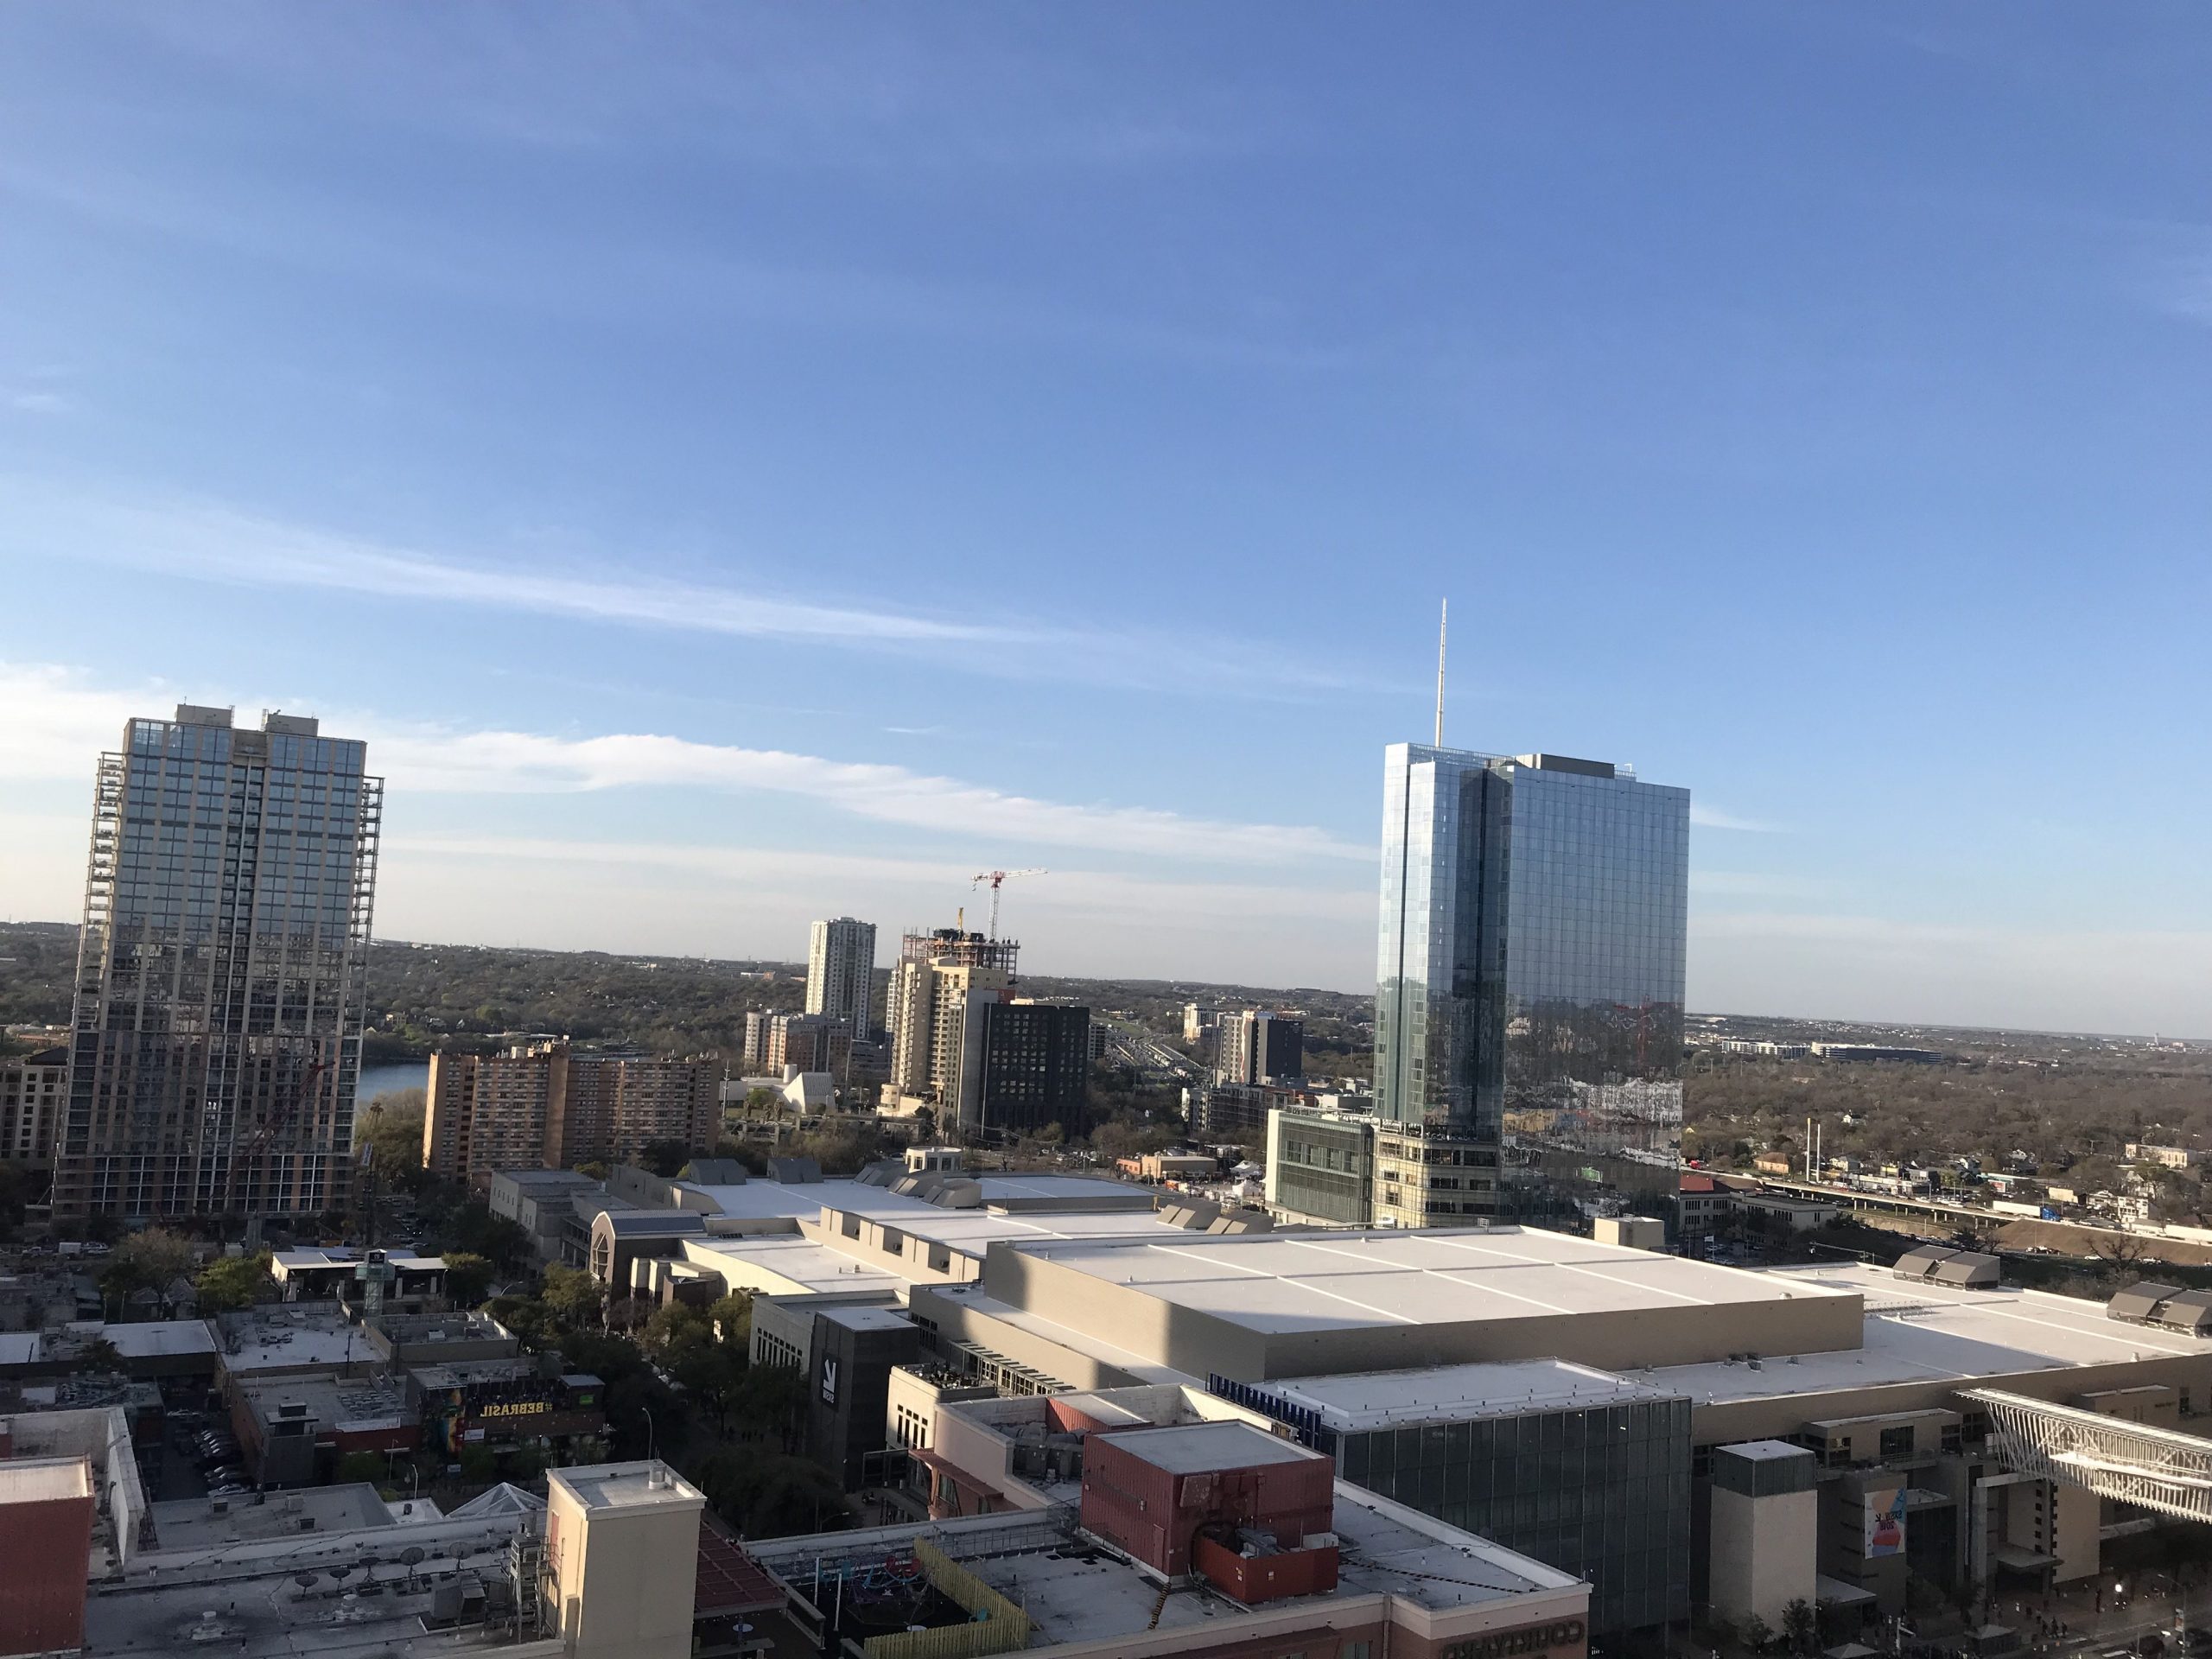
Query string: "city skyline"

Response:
xmin=4 ymin=9 xmax=2211 ymax=1035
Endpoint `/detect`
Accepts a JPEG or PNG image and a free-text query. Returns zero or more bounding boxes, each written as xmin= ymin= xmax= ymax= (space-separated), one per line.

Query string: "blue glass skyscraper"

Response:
xmin=1373 ymin=746 xmax=1688 ymax=1225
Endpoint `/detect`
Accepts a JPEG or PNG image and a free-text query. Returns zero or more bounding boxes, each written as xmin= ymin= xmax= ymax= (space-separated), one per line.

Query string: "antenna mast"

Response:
xmin=1434 ymin=598 xmax=1447 ymax=747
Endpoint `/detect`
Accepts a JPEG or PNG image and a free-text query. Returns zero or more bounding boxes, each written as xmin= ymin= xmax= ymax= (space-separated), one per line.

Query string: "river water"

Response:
xmin=358 ymin=1060 xmax=430 ymax=1103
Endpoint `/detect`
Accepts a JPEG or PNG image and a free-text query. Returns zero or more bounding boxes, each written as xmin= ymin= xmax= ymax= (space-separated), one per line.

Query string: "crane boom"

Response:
xmin=969 ymin=868 xmax=1047 ymax=940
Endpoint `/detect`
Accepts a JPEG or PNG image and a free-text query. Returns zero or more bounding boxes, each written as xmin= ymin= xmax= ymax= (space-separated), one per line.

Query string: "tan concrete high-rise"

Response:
xmin=58 ymin=705 xmax=382 ymax=1218
xmin=885 ymin=932 xmax=1016 ymax=1107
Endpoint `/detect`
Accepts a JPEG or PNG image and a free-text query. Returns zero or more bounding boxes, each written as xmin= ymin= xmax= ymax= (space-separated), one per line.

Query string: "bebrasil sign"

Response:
xmin=1443 ymin=1619 xmax=1588 ymax=1659
xmin=479 ymin=1401 xmax=552 ymax=1420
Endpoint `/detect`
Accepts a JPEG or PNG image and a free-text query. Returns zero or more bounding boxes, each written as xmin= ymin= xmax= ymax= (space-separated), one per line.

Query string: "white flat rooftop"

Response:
xmin=825 ymin=1205 xmax=1193 ymax=1255
xmin=1649 ymin=1263 xmax=2212 ymax=1406
xmin=1104 ymin=1420 xmax=1320 ymax=1474
xmin=677 ymin=1178 xmax=871 ymax=1220
xmin=1265 ymin=1357 xmax=1681 ymax=1430
xmin=218 ymin=1317 xmax=376 ymax=1372
xmin=684 ymin=1235 xmax=907 ymax=1297
xmin=552 ymin=1462 xmax=703 ymax=1512
xmin=1013 ymin=1227 xmax=1849 ymax=1335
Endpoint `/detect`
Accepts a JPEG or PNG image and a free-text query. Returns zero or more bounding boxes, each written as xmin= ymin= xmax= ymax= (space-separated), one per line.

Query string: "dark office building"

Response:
xmin=1226 ymin=1365 xmax=1692 ymax=1637
xmin=957 ymin=999 xmax=1090 ymax=1141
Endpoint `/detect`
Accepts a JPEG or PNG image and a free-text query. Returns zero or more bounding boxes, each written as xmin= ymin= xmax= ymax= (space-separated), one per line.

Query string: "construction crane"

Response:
xmin=970 ymin=868 xmax=1046 ymax=940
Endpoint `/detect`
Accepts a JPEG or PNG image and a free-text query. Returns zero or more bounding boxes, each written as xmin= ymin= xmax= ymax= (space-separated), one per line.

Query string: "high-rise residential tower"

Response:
xmin=805 ymin=917 xmax=877 ymax=1036
xmin=1213 ymin=1009 xmax=1305 ymax=1086
xmin=57 ymin=705 xmax=383 ymax=1218
xmin=1372 ymin=746 xmax=1688 ymax=1227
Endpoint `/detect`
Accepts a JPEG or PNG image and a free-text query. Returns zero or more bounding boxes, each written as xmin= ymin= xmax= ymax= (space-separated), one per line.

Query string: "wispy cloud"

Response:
xmin=0 ymin=480 xmax=1384 ymax=697
xmin=402 ymin=834 xmax=1370 ymax=923
xmin=378 ymin=727 xmax=1366 ymax=864
xmin=106 ymin=8 xmax=1287 ymax=174
xmin=2140 ymin=245 xmax=2212 ymax=326
xmin=5 ymin=388 xmax=73 ymax=414
xmin=1691 ymin=804 xmax=1782 ymax=833
xmin=0 ymin=661 xmax=1368 ymax=867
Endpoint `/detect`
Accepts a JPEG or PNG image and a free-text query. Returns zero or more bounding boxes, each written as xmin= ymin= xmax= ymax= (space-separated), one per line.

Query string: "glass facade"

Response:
xmin=1374 ymin=746 xmax=1688 ymax=1220
xmin=1338 ymin=1394 xmax=1693 ymax=1635
xmin=59 ymin=709 xmax=381 ymax=1217
xmin=1266 ymin=1109 xmax=1374 ymax=1226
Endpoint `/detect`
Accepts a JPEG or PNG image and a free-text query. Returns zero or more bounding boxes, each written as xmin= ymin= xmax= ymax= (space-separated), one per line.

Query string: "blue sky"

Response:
xmin=3 ymin=4 xmax=2209 ymax=1032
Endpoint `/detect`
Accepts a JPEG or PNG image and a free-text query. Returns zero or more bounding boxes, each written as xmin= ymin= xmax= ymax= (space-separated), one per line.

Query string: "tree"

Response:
xmin=707 ymin=1292 xmax=753 ymax=1351
xmin=1742 ymin=1614 xmax=1774 ymax=1653
xmin=458 ymin=1444 xmax=499 ymax=1484
xmin=553 ymin=1331 xmax=645 ymax=1386
xmin=1782 ymin=1598 xmax=1818 ymax=1655
xmin=195 ymin=1251 xmax=276 ymax=1314
xmin=441 ymin=1202 xmax=535 ymax=1273
xmin=442 ymin=1251 xmax=495 ymax=1308
xmin=604 ymin=1295 xmax=648 ymax=1334
xmin=354 ymin=1089 xmax=429 ymax=1193
xmin=100 ymin=1227 xmax=195 ymax=1314
xmin=337 ymin=1451 xmax=389 ymax=1486
xmin=692 ymin=1447 xmax=847 ymax=1539
xmin=638 ymin=1140 xmax=691 ymax=1178
xmin=541 ymin=1264 xmax=604 ymax=1330
xmin=79 ymin=1337 xmax=123 ymax=1371
xmin=680 ymin=1346 xmax=750 ymax=1434
xmin=482 ymin=1292 xmax=554 ymax=1348
xmin=913 ymin=1106 xmax=938 ymax=1144
xmin=732 ymin=1364 xmax=810 ymax=1452
xmin=640 ymin=1302 xmax=713 ymax=1370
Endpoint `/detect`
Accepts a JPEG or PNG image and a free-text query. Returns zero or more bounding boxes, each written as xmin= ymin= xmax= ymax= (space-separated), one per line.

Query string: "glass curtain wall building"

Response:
xmin=1373 ymin=746 xmax=1688 ymax=1225
xmin=57 ymin=705 xmax=382 ymax=1219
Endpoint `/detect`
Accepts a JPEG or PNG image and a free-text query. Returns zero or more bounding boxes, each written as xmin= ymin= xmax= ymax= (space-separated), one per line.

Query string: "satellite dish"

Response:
xmin=295 ymin=1573 xmax=317 ymax=1591
xmin=400 ymin=1547 xmax=426 ymax=1567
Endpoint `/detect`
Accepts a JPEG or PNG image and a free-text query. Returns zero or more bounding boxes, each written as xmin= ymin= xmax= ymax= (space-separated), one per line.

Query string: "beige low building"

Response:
xmin=542 ymin=1461 xmax=706 ymax=1659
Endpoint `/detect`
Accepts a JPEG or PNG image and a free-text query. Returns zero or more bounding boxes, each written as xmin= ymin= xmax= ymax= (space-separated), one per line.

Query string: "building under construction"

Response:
xmin=880 ymin=925 xmax=1017 ymax=1075
xmin=56 ymin=705 xmax=383 ymax=1219
xmin=878 ymin=924 xmax=1086 ymax=1139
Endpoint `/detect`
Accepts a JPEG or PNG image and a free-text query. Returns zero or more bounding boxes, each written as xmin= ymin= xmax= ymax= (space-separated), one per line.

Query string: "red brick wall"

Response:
xmin=0 ymin=1491 xmax=93 ymax=1653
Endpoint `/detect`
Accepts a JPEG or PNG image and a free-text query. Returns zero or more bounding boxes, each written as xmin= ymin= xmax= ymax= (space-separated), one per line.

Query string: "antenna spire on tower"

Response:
xmin=1434 ymin=598 xmax=1448 ymax=747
